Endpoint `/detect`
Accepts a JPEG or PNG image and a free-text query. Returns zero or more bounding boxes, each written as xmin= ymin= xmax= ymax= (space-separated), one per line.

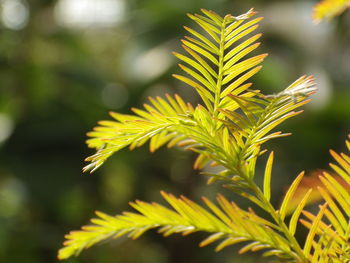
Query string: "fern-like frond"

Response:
xmin=195 ymin=75 xmax=316 ymax=191
xmin=242 ymin=75 xmax=316 ymax=158
xmin=58 ymin=8 xmax=330 ymax=263
xmin=313 ymin=0 xmax=350 ymax=23
xmin=83 ymin=94 xmax=195 ymax=172
xmin=301 ymin=135 xmax=350 ymax=261
xmin=217 ymin=75 xmax=316 ymax=174
xmin=58 ymin=192 xmax=298 ymax=261
xmin=82 ymin=91 xmax=255 ymax=174
xmin=173 ymin=8 xmax=266 ymax=114
xmin=84 ymin=8 xmax=316 ymax=177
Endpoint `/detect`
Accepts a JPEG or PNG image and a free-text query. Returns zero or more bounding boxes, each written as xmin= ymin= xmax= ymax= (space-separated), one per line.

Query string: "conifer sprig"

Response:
xmin=83 ymin=8 xmax=315 ymax=180
xmin=83 ymin=94 xmax=195 ymax=172
xmin=58 ymin=192 xmax=296 ymax=261
xmin=301 ymin=135 xmax=350 ymax=262
xmin=57 ymin=9 xmax=350 ymax=263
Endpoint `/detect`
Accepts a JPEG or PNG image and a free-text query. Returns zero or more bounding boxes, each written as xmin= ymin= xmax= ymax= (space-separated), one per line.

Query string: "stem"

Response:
xmin=247 ymin=180 xmax=307 ymax=263
xmin=213 ymin=17 xmax=227 ymax=116
xmin=216 ymin=162 xmax=305 ymax=261
xmin=239 ymin=98 xmax=278 ymax=160
xmin=219 ymin=161 xmax=307 ymax=261
xmin=203 ymin=13 xmax=308 ymax=262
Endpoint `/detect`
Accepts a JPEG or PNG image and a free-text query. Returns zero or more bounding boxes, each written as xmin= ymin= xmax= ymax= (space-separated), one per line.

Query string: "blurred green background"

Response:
xmin=0 ymin=0 xmax=349 ymax=262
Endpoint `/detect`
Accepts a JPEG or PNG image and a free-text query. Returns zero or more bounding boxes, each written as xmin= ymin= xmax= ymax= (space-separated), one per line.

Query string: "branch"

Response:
xmin=58 ymin=192 xmax=294 ymax=260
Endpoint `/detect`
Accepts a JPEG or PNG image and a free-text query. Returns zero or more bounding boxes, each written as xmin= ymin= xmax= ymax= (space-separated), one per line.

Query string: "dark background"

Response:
xmin=0 ymin=0 xmax=349 ymax=262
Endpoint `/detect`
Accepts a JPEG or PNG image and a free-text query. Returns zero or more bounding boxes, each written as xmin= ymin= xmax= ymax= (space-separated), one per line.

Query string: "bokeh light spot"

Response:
xmin=131 ymin=44 xmax=173 ymax=82
xmin=0 ymin=113 xmax=14 ymax=144
xmin=1 ymin=0 xmax=29 ymax=30
xmin=55 ymin=0 xmax=125 ymax=28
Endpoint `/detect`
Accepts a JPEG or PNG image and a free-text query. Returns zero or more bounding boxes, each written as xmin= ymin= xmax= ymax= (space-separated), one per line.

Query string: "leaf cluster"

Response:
xmin=300 ymin=136 xmax=350 ymax=262
xmin=57 ymin=8 xmax=350 ymax=263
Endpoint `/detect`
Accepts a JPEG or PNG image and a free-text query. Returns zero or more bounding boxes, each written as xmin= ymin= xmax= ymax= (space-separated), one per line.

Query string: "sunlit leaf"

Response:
xmin=58 ymin=192 xmax=295 ymax=260
xmin=313 ymin=0 xmax=350 ymax=23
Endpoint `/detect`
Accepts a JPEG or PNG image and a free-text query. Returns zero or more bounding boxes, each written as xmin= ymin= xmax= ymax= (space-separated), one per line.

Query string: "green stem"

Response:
xmin=218 ymin=162 xmax=306 ymax=261
xmin=247 ymin=180 xmax=308 ymax=263
xmin=239 ymin=98 xmax=278 ymax=160
xmin=205 ymin=14 xmax=307 ymax=262
xmin=213 ymin=17 xmax=227 ymax=116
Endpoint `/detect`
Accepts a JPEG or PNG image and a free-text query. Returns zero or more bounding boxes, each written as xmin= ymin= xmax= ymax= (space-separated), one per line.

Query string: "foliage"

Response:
xmin=58 ymin=8 xmax=349 ymax=263
xmin=313 ymin=0 xmax=350 ymax=23
xmin=301 ymin=135 xmax=350 ymax=262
